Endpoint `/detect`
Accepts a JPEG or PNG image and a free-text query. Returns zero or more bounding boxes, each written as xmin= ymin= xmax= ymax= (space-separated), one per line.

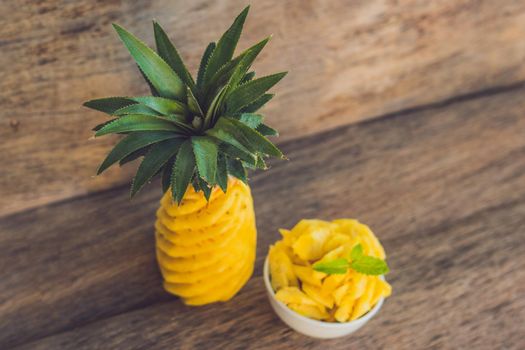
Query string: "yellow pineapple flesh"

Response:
xmin=156 ymin=178 xmax=256 ymax=305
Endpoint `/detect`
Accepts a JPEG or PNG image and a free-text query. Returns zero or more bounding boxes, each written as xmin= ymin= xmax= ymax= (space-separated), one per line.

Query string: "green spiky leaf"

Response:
xmin=255 ymin=154 xmax=267 ymax=169
xmin=198 ymin=177 xmax=212 ymax=201
xmin=186 ymin=87 xmax=203 ymax=116
xmin=224 ymin=117 xmax=283 ymax=157
xmin=113 ymin=24 xmax=185 ymax=101
xmin=131 ymin=138 xmax=184 ymax=197
xmin=92 ymin=119 xmax=118 ymax=132
xmin=226 ymin=37 xmax=269 ymax=90
xmin=256 ymin=123 xmax=279 ymax=136
xmin=227 ymin=158 xmax=247 ymax=183
xmin=225 ymin=72 xmax=287 ymax=113
xmin=130 ymin=96 xmax=187 ymax=115
xmin=240 ymin=71 xmax=255 ymax=84
xmin=84 ymin=97 xmax=134 ymax=114
xmin=203 ymin=6 xmax=249 ymax=83
xmin=154 ymin=114 xmax=193 ymax=133
xmin=113 ymin=103 xmax=160 ymax=116
xmin=203 ymin=38 xmax=269 ymax=106
xmin=197 ymin=42 xmax=216 ymax=89
xmin=153 ymin=21 xmax=196 ymax=93
xmin=162 ymin=159 xmax=174 ymax=193
xmin=204 ymin=85 xmax=228 ymax=128
xmin=192 ymin=136 xmax=218 ymax=185
xmin=138 ymin=66 xmax=159 ymax=96
xmin=98 ymin=132 xmax=180 ymax=174
xmin=95 ymin=115 xmax=182 ymax=136
xmin=171 ymin=140 xmax=195 ymax=203
xmin=119 ymin=147 xmax=150 ymax=166
xmin=238 ymin=113 xmax=263 ymax=128
xmin=216 ymin=153 xmax=228 ymax=192
xmin=219 ymin=142 xmax=256 ymax=165
xmin=240 ymin=93 xmax=274 ymax=114
xmin=206 ymin=121 xmax=255 ymax=162
xmin=89 ymin=8 xmax=287 ymax=200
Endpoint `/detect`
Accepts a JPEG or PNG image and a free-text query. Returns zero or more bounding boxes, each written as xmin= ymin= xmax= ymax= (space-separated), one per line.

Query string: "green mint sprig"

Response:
xmin=313 ymin=244 xmax=389 ymax=276
xmin=312 ymin=258 xmax=350 ymax=274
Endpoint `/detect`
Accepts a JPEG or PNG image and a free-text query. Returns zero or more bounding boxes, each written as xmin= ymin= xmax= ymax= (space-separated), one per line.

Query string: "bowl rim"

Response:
xmin=263 ymin=256 xmax=384 ymax=328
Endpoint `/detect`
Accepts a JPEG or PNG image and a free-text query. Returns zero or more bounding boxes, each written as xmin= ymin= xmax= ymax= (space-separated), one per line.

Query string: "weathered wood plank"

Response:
xmin=13 ymin=199 xmax=525 ymax=350
xmin=2 ymin=0 xmax=525 ymax=215
xmin=1 ymin=85 xmax=524 ymax=348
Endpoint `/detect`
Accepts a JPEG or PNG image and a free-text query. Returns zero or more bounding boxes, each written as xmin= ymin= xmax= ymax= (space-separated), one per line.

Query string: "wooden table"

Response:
xmin=1 ymin=1 xmax=525 ymax=349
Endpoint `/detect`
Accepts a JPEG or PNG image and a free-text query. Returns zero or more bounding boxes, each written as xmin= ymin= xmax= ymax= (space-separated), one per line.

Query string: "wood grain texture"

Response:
xmin=12 ymin=201 xmax=525 ymax=350
xmin=1 ymin=84 xmax=524 ymax=349
xmin=2 ymin=0 xmax=525 ymax=216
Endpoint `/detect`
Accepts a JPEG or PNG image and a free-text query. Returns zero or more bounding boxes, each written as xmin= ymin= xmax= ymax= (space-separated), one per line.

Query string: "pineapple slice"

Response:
xmin=321 ymin=273 xmax=347 ymax=297
xmin=275 ymin=287 xmax=327 ymax=317
xmin=275 ymin=287 xmax=320 ymax=306
xmin=316 ymin=245 xmax=345 ymax=264
xmin=269 ymin=244 xmax=298 ymax=290
xmin=287 ymin=303 xmax=329 ymax=321
xmin=333 ymin=283 xmax=350 ymax=306
xmin=292 ymin=264 xmax=326 ymax=286
xmin=290 ymin=219 xmax=333 ymax=236
xmin=302 ymin=283 xmax=334 ymax=309
xmin=334 ymin=297 xmax=356 ymax=323
xmin=279 ymin=228 xmax=295 ymax=247
xmin=360 ymin=224 xmax=386 ymax=259
xmin=350 ymin=277 xmax=377 ymax=320
xmin=333 ymin=219 xmax=385 ymax=259
xmin=290 ymin=220 xmax=334 ymax=261
xmin=345 ymin=273 xmax=368 ymax=300
xmin=371 ymin=278 xmax=392 ymax=306
xmin=323 ymin=233 xmax=352 ymax=254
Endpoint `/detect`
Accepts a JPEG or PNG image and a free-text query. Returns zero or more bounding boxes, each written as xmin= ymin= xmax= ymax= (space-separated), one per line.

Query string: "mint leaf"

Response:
xmin=313 ymin=243 xmax=389 ymax=276
xmin=350 ymin=255 xmax=389 ymax=276
xmin=313 ymin=258 xmax=350 ymax=274
xmin=350 ymin=243 xmax=364 ymax=260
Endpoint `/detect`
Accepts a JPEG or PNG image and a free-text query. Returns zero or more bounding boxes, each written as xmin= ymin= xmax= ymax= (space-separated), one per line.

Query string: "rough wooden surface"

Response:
xmin=1 ymin=84 xmax=524 ymax=349
xmin=2 ymin=0 xmax=525 ymax=216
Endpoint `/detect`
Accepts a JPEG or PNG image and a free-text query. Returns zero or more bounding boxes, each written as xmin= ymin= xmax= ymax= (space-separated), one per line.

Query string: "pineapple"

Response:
xmin=84 ymin=6 xmax=286 ymax=305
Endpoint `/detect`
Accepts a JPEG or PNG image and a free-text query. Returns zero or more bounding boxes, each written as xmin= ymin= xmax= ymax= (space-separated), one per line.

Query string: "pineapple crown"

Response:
xmin=84 ymin=6 xmax=286 ymax=203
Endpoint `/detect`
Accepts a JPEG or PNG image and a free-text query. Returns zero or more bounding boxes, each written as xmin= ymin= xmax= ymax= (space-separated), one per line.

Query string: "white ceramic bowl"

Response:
xmin=263 ymin=257 xmax=384 ymax=339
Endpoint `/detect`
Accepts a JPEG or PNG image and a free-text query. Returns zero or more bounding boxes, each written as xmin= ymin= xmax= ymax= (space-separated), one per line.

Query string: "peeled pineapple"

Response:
xmin=85 ymin=7 xmax=287 ymax=306
xmin=269 ymin=219 xmax=392 ymax=322
xmin=156 ymin=178 xmax=256 ymax=305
